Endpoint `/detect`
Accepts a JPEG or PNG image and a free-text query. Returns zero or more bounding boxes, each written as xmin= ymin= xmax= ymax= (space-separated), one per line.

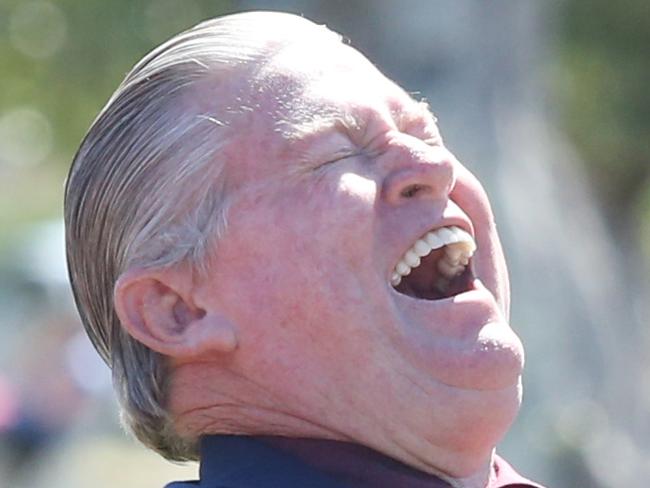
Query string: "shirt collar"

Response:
xmin=194 ymin=435 xmax=543 ymax=488
xmin=198 ymin=435 xmax=351 ymax=487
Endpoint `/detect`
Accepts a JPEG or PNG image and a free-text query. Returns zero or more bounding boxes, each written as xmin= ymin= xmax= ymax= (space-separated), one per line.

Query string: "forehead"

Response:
xmin=222 ymin=41 xmax=431 ymax=185
xmin=259 ymin=42 xmax=424 ymax=129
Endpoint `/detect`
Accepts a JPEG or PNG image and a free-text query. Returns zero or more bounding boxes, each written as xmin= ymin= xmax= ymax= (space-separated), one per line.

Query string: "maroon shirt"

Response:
xmin=492 ymin=455 xmax=544 ymax=488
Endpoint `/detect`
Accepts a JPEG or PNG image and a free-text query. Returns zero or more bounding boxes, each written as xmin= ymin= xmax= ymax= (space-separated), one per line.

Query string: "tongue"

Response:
xmin=408 ymin=248 xmax=445 ymax=287
xmin=396 ymin=249 xmax=446 ymax=298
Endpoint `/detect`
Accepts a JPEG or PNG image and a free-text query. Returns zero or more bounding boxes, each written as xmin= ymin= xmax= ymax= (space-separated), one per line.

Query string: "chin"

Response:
xmin=435 ymin=377 xmax=524 ymax=478
xmin=460 ymin=376 xmax=523 ymax=448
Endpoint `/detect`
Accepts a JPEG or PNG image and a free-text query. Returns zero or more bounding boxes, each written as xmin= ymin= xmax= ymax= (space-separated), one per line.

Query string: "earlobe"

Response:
xmin=114 ymin=269 xmax=238 ymax=359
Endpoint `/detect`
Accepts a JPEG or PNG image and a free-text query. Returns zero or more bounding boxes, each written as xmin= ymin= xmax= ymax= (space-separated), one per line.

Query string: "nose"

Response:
xmin=381 ymin=139 xmax=456 ymax=205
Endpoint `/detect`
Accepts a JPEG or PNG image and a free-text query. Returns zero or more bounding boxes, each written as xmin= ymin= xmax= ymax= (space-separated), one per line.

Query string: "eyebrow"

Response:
xmin=276 ymin=97 xmax=437 ymax=144
xmin=275 ymin=109 xmax=361 ymax=143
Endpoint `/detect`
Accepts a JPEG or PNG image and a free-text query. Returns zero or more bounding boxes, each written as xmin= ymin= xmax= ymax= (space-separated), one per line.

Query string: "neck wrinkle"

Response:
xmin=169 ymin=362 xmax=351 ymax=442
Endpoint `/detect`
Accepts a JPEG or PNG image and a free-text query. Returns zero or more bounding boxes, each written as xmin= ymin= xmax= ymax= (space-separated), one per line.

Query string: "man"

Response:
xmin=65 ymin=11 xmax=543 ymax=488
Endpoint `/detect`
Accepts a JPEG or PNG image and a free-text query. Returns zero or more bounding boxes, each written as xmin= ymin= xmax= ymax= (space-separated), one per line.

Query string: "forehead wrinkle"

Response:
xmin=275 ymin=104 xmax=362 ymax=143
xmin=266 ymin=86 xmax=439 ymax=170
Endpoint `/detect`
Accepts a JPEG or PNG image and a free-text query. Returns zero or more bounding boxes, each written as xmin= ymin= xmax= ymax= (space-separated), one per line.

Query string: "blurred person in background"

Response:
xmin=1 ymin=317 xmax=89 ymax=475
xmin=0 ymin=221 xmax=113 ymax=483
xmin=64 ymin=11 xmax=543 ymax=488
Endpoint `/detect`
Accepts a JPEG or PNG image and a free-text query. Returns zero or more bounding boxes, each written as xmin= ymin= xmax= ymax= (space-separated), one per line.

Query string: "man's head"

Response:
xmin=65 ymin=11 xmax=524 ymax=478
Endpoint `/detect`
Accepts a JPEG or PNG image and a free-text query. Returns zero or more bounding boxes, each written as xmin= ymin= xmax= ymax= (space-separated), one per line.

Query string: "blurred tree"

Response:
xmin=555 ymin=0 xmax=650 ymax=254
xmin=0 ymin=0 xmax=232 ymax=253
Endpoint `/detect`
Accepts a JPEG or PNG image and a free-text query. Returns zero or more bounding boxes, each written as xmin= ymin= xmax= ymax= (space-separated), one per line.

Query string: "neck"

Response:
xmin=170 ymin=362 xmax=507 ymax=486
xmin=170 ymin=361 xmax=352 ymax=440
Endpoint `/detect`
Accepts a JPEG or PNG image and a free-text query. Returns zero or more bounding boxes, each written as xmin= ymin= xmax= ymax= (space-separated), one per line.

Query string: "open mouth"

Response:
xmin=391 ymin=226 xmax=476 ymax=300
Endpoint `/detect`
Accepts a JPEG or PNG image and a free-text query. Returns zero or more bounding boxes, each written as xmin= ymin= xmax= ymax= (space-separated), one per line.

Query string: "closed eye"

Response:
xmin=316 ymin=150 xmax=362 ymax=170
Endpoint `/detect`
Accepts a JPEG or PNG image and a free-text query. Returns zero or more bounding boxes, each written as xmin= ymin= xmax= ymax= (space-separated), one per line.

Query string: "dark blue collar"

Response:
xmin=198 ymin=435 xmax=351 ymax=487
xmin=165 ymin=435 xmax=541 ymax=488
xmin=166 ymin=435 xmax=355 ymax=488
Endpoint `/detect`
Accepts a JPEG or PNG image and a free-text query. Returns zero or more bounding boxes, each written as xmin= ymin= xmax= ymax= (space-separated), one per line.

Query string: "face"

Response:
xmin=194 ymin=39 xmax=524 ymax=464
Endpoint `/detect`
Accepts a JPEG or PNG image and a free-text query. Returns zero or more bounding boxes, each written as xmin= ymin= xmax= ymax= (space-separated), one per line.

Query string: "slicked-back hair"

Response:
xmin=64 ymin=11 xmax=341 ymax=460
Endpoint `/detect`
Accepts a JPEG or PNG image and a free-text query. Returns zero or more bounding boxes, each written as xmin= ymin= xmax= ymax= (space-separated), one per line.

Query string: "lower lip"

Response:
xmin=390 ymin=279 xmax=524 ymax=390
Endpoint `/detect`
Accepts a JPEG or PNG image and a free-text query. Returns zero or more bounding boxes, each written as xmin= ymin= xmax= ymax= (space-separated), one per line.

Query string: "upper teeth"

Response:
xmin=390 ymin=226 xmax=476 ymax=288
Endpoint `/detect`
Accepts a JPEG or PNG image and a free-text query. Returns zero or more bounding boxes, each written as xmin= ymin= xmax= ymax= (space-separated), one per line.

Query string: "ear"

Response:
xmin=113 ymin=267 xmax=238 ymax=360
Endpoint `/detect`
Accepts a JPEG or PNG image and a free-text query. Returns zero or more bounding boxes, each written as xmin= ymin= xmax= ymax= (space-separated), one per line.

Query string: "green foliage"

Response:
xmin=0 ymin=0 xmax=232 ymax=249
xmin=1 ymin=0 xmax=233 ymax=162
xmin=556 ymin=0 xmax=650 ymax=233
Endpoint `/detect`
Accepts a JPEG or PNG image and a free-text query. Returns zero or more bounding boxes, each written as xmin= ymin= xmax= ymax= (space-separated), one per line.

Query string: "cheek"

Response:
xmin=271 ymin=170 xmax=378 ymax=268
xmin=336 ymin=171 xmax=376 ymax=205
xmin=215 ymin=174 xmax=380 ymax=339
xmin=315 ymin=169 xmax=378 ymax=261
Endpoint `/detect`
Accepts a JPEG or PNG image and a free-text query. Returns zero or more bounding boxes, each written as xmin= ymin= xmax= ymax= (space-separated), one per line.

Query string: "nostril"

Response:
xmin=383 ymin=152 xmax=455 ymax=204
xmin=400 ymin=184 xmax=428 ymax=199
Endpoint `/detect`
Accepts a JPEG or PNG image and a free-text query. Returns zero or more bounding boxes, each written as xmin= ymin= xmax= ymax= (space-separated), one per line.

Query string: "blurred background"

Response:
xmin=0 ymin=0 xmax=648 ymax=486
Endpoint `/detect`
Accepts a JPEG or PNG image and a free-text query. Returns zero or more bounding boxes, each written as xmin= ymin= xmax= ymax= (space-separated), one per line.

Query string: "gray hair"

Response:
xmin=64 ymin=11 xmax=341 ymax=460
